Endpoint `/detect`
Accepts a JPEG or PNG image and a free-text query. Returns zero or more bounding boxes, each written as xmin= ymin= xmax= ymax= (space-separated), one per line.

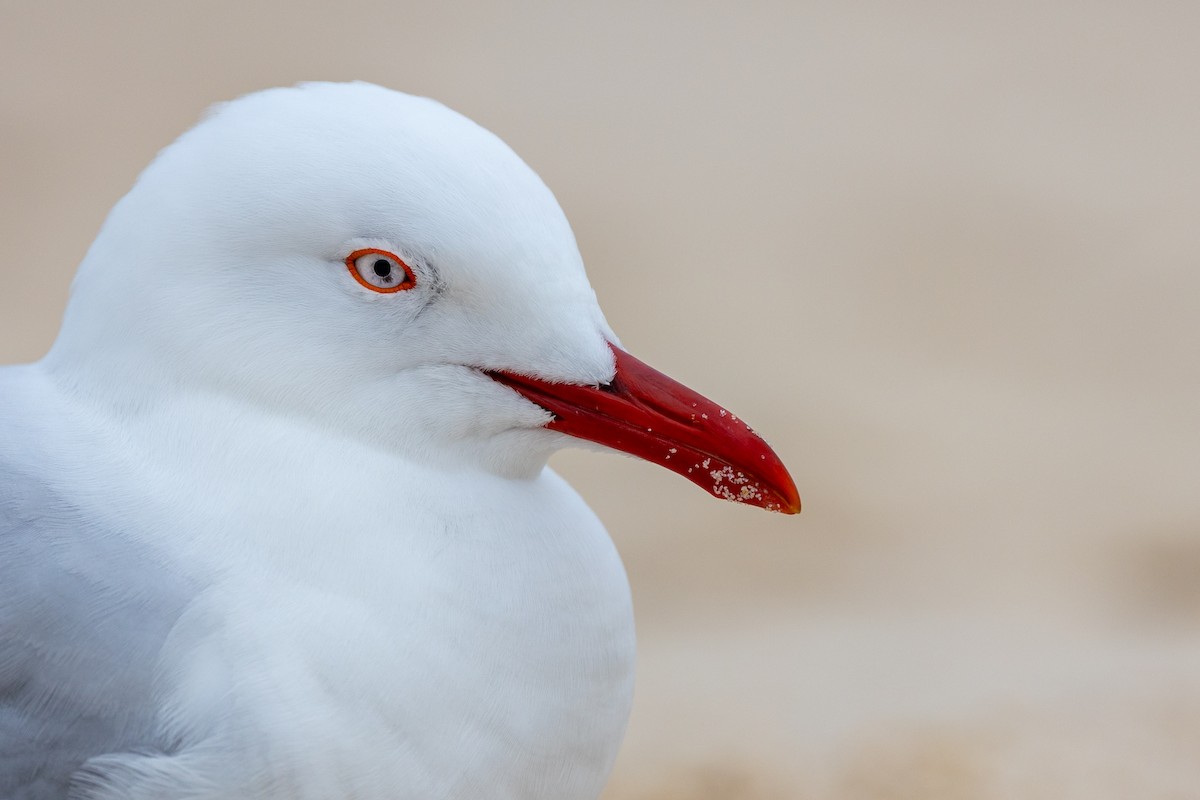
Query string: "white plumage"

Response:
xmin=0 ymin=82 xmax=795 ymax=799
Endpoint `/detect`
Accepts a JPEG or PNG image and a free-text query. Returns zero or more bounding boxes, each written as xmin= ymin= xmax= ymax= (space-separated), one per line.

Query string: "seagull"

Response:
xmin=0 ymin=82 xmax=799 ymax=800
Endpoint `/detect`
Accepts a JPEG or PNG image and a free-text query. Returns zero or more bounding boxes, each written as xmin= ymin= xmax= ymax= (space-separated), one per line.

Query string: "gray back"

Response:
xmin=0 ymin=457 xmax=196 ymax=799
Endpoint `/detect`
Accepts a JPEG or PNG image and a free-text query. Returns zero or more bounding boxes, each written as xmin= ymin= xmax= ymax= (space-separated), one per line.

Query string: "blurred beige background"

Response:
xmin=4 ymin=1 xmax=1200 ymax=797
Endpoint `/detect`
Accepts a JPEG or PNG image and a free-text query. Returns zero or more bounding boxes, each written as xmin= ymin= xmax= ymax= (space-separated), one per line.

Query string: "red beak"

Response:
xmin=486 ymin=344 xmax=800 ymax=514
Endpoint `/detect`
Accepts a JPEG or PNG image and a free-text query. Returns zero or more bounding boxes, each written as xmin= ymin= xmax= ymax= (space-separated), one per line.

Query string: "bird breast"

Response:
xmin=93 ymin=402 xmax=637 ymax=800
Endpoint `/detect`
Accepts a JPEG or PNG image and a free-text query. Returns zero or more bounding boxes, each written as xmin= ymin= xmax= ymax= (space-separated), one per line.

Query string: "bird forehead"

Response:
xmin=199 ymin=84 xmax=539 ymax=200
xmin=167 ymin=84 xmax=571 ymax=261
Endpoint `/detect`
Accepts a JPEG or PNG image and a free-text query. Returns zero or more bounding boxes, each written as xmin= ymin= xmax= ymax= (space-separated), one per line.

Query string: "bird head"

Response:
xmin=48 ymin=82 xmax=798 ymax=513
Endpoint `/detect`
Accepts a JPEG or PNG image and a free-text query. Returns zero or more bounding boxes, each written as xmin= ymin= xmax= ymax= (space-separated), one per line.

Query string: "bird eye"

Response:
xmin=345 ymin=248 xmax=416 ymax=293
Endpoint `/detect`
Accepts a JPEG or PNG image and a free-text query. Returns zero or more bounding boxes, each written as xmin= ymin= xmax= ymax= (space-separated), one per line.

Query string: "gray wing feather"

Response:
xmin=0 ymin=457 xmax=196 ymax=799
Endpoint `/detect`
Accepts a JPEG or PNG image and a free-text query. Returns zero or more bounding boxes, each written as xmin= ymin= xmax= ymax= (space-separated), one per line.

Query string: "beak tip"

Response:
xmin=769 ymin=479 xmax=802 ymax=515
xmin=782 ymin=497 xmax=802 ymax=515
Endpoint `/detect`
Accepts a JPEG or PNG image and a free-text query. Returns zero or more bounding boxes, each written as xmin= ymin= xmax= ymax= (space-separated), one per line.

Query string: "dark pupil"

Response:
xmin=372 ymin=259 xmax=393 ymax=281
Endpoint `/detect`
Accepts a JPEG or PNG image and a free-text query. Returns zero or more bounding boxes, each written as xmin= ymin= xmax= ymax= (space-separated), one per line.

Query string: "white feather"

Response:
xmin=3 ymin=82 xmax=635 ymax=799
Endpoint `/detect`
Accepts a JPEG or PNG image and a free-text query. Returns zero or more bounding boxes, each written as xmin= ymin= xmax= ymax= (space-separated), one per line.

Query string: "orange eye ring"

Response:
xmin=345 ymin=248 xmax=417 ymax=293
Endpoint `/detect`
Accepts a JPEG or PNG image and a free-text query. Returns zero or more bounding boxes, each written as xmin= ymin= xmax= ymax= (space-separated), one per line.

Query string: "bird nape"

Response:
xmin=0 ymin=81 xmax=798 ymax=800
